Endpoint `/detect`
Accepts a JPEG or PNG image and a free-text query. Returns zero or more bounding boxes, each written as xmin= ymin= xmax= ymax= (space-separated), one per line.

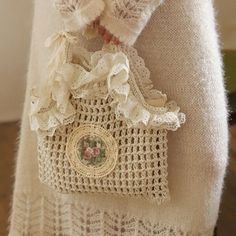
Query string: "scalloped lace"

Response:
xmin=29 ymin=32 xmax=185 ymax=136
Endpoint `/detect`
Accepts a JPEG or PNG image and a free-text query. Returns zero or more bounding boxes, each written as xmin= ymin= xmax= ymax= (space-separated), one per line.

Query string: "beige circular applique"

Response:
xmin=66 ymin=125 xmax=118 ymax=178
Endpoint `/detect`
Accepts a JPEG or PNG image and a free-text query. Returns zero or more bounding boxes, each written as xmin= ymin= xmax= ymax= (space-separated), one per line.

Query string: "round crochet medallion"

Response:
xmin=66 ymin=125 xmax=118 ymax=178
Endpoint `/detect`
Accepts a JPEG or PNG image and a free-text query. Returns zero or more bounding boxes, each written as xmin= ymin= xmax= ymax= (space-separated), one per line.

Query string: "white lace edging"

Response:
xmin=29 ymin=32 xmax=79 ymax=136
xmin=10 ymin=192 xmax=214 ymax=236
xmin=54 ymin=0 xmax=105 ymax=31
xmin=29 ymin=32 xmax=185 ymax=136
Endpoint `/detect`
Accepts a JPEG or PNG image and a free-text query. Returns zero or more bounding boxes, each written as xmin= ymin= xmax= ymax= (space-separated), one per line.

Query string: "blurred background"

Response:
xmin=0 ymin=0 xmax=32 ymax=122
xmin=0 ymin=0 xmax=235 ymax=235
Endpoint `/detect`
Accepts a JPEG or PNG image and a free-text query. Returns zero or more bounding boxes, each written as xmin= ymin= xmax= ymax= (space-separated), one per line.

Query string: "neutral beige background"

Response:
xmin=0 ymin=0 xmax=32 ymax=122
xmin=0 ymin=0 xmax=235 ymax=122
xmin=215 ymin=0 xmax=236 ymax=50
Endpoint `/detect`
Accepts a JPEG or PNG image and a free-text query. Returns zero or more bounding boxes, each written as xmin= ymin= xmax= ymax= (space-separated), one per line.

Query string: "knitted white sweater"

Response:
xmin=9 ymin=0 xmax=228 ymax=235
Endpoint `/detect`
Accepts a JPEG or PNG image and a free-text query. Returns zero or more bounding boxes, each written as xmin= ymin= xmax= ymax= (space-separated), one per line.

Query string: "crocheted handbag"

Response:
xmin=29 ymin=31 xmax=185 ymax=204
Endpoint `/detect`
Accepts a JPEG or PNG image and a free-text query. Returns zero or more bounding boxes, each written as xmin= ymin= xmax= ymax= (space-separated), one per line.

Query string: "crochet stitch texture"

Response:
xmin=9 ymin=0 xmax=228 ymax=235
xmin=30 ymin=31 xmax=184 ymax=202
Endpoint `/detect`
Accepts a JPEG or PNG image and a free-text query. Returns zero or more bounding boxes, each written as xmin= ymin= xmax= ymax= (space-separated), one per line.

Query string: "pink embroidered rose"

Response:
xmin=83 ymin=147 xmax=94 ymax=160
xmin=93 ymin=147 xmax=101 ymax=157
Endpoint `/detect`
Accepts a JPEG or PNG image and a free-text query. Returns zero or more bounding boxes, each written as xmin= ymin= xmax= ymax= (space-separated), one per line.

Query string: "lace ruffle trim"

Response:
xmin=29 ymin=32 xmax=185 ymax=136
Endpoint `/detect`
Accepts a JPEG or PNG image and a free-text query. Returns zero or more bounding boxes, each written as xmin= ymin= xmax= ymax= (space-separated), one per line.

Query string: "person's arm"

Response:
xmin=53 ymin=0 xmax=164 ymax=46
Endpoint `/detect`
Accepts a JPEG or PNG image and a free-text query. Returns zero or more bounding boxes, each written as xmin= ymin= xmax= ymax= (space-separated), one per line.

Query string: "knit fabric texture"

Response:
xmin=9 ymin=0 xmax=229 ymax=235
xmin=54 ymin=0 xmax=163 ymax=45
xmin=11 ymin=192 xmax=214 ymax=236
xmin=54 ymin=0 xmax=105 ymax=32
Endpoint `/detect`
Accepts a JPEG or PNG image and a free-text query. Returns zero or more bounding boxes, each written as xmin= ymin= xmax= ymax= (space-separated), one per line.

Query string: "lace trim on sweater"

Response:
xmin=29 ymin=32 xmax=185 ymax=137
xmin=10 ymin=193 xmax=214 ymax=236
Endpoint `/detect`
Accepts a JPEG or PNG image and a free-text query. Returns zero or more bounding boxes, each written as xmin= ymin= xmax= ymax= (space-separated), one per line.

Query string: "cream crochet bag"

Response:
xmin=29 ymin=32 xmax=185 ymax=203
